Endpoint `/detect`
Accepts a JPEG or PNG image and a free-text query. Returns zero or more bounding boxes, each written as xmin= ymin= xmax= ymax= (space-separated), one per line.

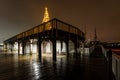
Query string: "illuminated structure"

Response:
xmin=42 ymin=7 xmax=50 ymax=23
xmin=3 ymin=8 xmax=85 ymax=61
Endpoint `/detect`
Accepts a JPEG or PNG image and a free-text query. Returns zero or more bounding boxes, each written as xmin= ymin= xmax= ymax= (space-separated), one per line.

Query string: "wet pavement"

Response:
xmin=0 ymin=47 xmax=110 ymax=80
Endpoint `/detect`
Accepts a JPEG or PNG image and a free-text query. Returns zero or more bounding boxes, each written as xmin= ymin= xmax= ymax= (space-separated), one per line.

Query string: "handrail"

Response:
xmin=101 ymin=45 xmax=108 ymax=61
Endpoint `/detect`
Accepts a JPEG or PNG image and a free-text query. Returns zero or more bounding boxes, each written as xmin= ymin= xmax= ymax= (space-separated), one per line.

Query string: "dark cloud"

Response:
xmin=0 ymin=0 xmax=120 ymax=43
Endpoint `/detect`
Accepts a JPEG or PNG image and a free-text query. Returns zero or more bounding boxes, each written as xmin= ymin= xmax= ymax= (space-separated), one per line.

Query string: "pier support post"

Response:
xmin=22 ymin=41 xmax=26 ymax=55
xmin=18 ymin=42 xmax=20 ymax=55
xmin=60 ymin=41 xmax=63 ymax=52
xmin=28 ymin=40 xmax=32 ymax=55
xmin=52 ymin=40 xmax=56 ymax=61
xmin=11 ymin=43 xmax=14 ymax=53
xmin=65 ymin=41 xmax=69 ymax=57
xmin=7 ymin=43 xmax=10 ymax=53
xmin=4 ymin=43 xmax=7 ymax=52
xmin=37 ymin=38 xmax=42 ymax=61
xmin=74 ymin=41 xmax=78 ymax=56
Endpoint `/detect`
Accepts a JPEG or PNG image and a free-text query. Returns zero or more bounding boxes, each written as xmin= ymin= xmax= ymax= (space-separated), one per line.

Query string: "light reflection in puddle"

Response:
xmin=11 ymin=54 xmax=66 ymax=80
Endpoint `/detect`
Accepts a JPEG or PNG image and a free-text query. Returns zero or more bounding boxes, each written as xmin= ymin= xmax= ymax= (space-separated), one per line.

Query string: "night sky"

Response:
xmin=0 ymin=0 xmax=120 ymax=44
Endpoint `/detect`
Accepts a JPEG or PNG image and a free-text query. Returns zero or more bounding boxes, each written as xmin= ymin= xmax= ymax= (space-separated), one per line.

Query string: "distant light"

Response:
xmin=0 ymin=43 xmax=3 ymax=45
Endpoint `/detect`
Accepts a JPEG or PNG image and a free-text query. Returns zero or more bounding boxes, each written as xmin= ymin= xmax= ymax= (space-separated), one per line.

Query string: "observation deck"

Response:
xmin=4 ymin=18 xmax=85 ymax=43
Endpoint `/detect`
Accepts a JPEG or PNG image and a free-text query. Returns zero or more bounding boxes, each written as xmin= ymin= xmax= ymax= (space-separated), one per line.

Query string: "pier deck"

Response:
xmin=0 ymin=46 xmax=113 ymax=80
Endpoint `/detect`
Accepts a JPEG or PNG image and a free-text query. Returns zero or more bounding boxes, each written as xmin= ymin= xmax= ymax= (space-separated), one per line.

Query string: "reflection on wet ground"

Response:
xmin=0 ymin=51 xmax=109 ymax=80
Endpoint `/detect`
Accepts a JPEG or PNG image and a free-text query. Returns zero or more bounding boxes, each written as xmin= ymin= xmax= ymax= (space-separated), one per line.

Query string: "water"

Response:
xmin=0 ymin=51 xmax=109 ymax=80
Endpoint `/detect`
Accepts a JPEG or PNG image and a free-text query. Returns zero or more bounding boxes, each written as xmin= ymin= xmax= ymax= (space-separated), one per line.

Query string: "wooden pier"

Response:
xmin=0 ymin=45 xmax=115 ymax=80
xmin=3 ymin=18 xmax=85 ymax=61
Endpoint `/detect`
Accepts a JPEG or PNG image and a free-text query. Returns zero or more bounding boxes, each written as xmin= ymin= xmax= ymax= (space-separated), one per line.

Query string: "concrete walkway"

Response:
xmin=0 ymin=46 xmax=114 ymax=80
